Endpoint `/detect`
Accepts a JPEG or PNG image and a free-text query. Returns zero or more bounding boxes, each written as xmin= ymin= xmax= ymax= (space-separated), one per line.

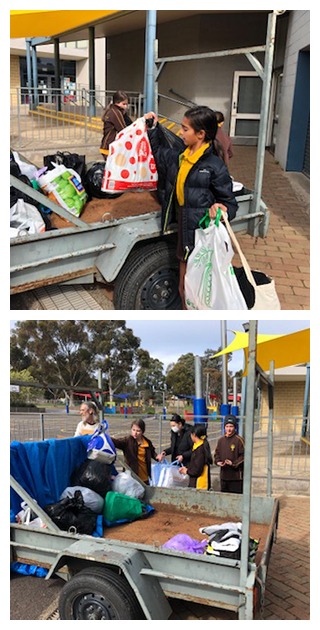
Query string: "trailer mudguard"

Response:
xmin=46 ymin=539 xmax=172 ymax=620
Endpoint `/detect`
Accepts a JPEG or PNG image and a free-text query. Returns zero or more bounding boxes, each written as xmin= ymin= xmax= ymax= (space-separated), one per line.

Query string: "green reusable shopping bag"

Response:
xmin=103 ymin=491 xmax=143 ymax=523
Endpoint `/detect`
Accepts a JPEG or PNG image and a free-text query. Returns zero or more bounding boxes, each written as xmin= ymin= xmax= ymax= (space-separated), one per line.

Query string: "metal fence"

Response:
xmin=10 ymin=87 xmax=143 ymax=149
xmin=10 ymin=411 xmax=310 ymax=477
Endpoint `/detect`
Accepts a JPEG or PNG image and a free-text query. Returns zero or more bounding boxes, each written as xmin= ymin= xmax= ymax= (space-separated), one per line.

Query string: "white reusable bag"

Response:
xmin=101 ymin=117 xmax=158 ymax=193
xmin=222 ymin=212 xmax=281 ymax=310
xmin=184 ymin=219 xmax=248 ymax=310
xmin=10 ymin=199 xmax=45 ymax=237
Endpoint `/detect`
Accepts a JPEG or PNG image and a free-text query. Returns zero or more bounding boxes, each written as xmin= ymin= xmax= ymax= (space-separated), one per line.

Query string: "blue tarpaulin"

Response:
xmin=10 ymin=436 xmax=91 ymax=516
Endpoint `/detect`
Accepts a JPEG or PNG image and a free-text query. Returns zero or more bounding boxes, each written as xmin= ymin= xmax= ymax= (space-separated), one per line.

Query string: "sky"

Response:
xmin=126 ymin=319 xmax=310 ymax=374
xmin=10 ymin=318 xmax=310 ymax=375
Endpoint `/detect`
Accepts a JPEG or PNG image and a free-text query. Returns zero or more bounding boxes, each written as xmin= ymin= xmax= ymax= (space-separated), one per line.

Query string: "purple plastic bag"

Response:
xmin=162 ymin=534 xmax=207 ymax=554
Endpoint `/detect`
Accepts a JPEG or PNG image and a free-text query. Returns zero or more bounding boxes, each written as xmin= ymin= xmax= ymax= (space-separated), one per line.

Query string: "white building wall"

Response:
xmin=275 ymin=10 xmax=310 ymax=169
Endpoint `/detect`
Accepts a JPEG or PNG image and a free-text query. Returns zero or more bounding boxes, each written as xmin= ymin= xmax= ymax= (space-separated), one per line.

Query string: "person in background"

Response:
xmin=74 ymin=401 xmax=100 ymax=436
xmin=214 ymin=415 xmax=244 ymax=493
xmin=144 ymin=106 xmax=238 ymax=309
xmin=158 ymin=414 xmax=193 ymax=466
xmin=179 ymin=424 xmax=213 ymax=489
xmin=214 ymin=111 xmax=234 ymax=167
xmin=110 ymin=419 xmax=162 ymax=484
xmin=100 ymin=90 xmax=132 ymax=160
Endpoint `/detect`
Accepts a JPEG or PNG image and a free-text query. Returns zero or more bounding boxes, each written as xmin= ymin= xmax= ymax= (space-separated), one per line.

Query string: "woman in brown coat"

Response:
xmin=110 ymin=419 xmax=162 ymax=484
xmin=100 ymin=90 xmax=132 ymax=159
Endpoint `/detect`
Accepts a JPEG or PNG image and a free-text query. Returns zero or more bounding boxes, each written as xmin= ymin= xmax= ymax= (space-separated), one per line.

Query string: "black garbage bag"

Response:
xmin=70 ymin=459 xmax=113 ymax=498
xmin=43 ymin=151 xmax=86 ymax=179
xmin=82 ymin=162 xmax=122 ymax=200
xmin=155 ymin=123 xmax=185 ymax=152
xmin=44 ymin=490 xmax=97 ymax=534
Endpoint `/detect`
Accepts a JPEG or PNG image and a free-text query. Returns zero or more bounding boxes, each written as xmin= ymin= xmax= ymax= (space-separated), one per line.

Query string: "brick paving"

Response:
xmin=230 ymin=146 xmax=310 ymax=310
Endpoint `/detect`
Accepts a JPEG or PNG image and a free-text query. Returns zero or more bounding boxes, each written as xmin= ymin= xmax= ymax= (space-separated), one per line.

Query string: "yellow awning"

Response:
xmin=211 ymin=328 xmax=310 ymax=376
xmin=10 ymin=10 xmax=121 ymax=39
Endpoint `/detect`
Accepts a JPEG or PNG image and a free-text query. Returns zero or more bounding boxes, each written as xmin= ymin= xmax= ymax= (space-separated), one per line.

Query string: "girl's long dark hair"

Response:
xmin=102 ymin=90 xmax=128 ymax=122
xmin=191 ymin=424 xmax=213 ymax=465
xmin=184 ymin=106 xmax=217 ymax=143
xmin=184 ymin=106 xmax=224 ymax=160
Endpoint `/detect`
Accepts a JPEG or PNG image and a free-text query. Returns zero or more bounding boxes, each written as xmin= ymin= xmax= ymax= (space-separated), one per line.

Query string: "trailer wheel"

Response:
xmin=113 ymin=241 xmax=182 ymax=310
xmin=59 ymin=566 xmax=144 ymax=620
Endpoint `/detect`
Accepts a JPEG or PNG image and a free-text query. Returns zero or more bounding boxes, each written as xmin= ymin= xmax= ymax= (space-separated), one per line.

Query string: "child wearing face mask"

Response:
xmin=159 ymin=414 xmax=194 ymax=465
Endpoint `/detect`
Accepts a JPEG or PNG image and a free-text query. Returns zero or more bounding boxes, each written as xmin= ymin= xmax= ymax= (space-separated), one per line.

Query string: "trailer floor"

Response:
xmin=103 ymin=503 xmax=269 ymax=566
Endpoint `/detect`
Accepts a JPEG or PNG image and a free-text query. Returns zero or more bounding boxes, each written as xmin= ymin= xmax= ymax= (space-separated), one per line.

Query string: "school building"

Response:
xmin=10 ymin=9 xmax=309 ymax=176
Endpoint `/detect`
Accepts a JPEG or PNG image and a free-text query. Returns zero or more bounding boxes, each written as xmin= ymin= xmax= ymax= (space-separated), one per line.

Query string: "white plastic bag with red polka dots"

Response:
xmin=101 ymin=117 xmax=158 ymax=193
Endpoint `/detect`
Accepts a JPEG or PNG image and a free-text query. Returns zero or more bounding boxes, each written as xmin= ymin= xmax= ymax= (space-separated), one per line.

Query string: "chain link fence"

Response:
xmin=10 ymin=411 xmax=310 ymax=477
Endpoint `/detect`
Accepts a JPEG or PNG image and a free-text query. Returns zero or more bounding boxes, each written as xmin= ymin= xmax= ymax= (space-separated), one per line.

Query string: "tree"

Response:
xmin=10 ymin=321 xmax=96 ymax=403
xmin=10 ymin=368 xmax=36 ymax=407
xmin=136 ymin=350 xmax=165 ymax=399
xmin=87 ymin=321 xmax=141 ymax=401
xmin=165 ymin=353 xmax=195 ymax=396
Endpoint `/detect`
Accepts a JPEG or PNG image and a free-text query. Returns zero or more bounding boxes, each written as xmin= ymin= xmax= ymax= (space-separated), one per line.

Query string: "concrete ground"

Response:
xmin=11 ymin=139 xmax=310 ymax=311
xmin=10 ymin=495 xmax=310 ymax=620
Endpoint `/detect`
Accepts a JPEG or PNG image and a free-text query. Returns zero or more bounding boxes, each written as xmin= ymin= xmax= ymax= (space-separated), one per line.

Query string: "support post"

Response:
xmin=54 ymin=38 xmax=61 ymax=112
xmin=221 ymin=321 xmax=228 ymax=406
xmin=31 ymin=44 xmax=38 ymax=109
xmin=144 ymin=10 xmax=157 ymax=112
xmin=302 ymin=363 xmax=310 ymax=437
xmin=267 ymin=360 xmax=274 ymax=496
xmin=97 ymin=369 xmax=104 ymax=424
xmin=25 ymin=39 xmax=33 ymax=109
xmin=239 ymin=321 xmax=257 ymax=593
xmin=89 ymin=26 xmax=96 ymax=118
xmin=252 ymin=10 xmax=278 ymax=216
xmin=194 ymin=355 xmax=207 ymax=425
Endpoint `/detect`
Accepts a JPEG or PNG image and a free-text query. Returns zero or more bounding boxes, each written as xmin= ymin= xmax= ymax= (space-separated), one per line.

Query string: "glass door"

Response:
xmin=230 ymin=71 xmax=262 ymax=140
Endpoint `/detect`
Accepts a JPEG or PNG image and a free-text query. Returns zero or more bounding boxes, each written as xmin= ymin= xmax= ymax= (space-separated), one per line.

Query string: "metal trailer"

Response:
xmin=10 ymin=322 xmax=280 ymax=620
xmin=10 ymin=173 xmax=269 ymax=309
xmin=10 ymin=11 xmax=285 ymax=309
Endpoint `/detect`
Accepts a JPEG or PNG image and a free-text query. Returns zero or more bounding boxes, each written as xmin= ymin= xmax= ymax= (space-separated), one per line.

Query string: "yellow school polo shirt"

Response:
xmin=176 ymin=143 xmax=210 ymax=206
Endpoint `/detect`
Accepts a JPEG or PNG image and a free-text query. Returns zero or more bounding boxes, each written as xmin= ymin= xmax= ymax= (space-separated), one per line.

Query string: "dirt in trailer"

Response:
xmin=50 ymin=191 xmax=161 ymax=229
xmin=103 ymin=504 xmax=269 ymax=565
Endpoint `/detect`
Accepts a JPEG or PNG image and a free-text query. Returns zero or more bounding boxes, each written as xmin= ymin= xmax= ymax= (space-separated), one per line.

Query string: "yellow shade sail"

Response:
xmin=211 ymin=328 xmax=310 ymax=376
xmin=10 ymin=10 xmax=121 ymax=39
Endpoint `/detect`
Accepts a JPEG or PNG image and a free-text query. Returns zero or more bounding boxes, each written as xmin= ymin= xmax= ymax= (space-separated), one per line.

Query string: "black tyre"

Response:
xmin=113 ymin=241 xmax=182 ymax=310
xmin=59 ymin=566 xmax=144 ymax=620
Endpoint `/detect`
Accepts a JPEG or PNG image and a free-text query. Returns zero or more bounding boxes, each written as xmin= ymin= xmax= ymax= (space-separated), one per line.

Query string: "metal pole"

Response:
xmin=220 ymin=321 xmax=228 ymax=405
xmin=31 ymin=45 xmax=38 ymax=109
xmin=239 ymin=320 xmax=257 ymax=592
xmin=195 ymin=356 xmax=202 ymax=400
xmin=302 ymin=363 xmax=310 ymax=437
xmin=89 ymin=26 xmax=96 ymax=118
xmin=145 ymin=10 xmax=157 ymax=112
xmin=253 ymin=10 xmax=278 ymax=215
xmin=97 ymin=369 xmax=104 ymax=424
xmin=40 ymin=413 xmax=45 ymax=441
xmin=25 ymin=39 xmax=33 ymax=110
xmin=54 ymin=38 xmax=61 ymax=112
xmin=267 ymin=360 xmax=274 ymax=496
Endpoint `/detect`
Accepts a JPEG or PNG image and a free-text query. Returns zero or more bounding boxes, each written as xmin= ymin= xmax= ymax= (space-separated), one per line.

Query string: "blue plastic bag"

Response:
xmin=87 ymin=420 xmax=117 ymax=464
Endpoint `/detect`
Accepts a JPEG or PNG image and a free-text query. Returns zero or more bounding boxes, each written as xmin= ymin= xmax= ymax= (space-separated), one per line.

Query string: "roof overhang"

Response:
xmin=10 ymin=10 xmax=272 ymax=43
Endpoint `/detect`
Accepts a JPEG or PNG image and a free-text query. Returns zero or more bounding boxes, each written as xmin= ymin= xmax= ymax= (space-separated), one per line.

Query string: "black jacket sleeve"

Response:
xmin=210 ymin=160 xmax=238 ymax=221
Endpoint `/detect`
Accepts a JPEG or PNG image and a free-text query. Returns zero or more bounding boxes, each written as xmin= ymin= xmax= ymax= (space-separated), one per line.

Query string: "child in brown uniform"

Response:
xmin=100 ymin=90 xmax=132 ymax=160
xmin=179 ymin=424 xmax=212 ymax=490
xmin=214 ymin=415 xmax=245 ymax=493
